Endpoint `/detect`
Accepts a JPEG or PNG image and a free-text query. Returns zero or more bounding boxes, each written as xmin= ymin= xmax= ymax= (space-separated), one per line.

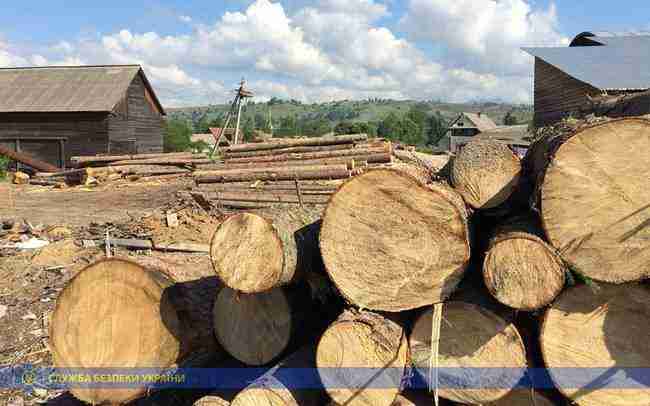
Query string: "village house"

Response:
xmin=523 ymin=32 xmax=650 ymax=127
xmin=443 ymin=112 xmax=531 ymax=156
xmin=0 ymin=65 xmax=165 ymax=168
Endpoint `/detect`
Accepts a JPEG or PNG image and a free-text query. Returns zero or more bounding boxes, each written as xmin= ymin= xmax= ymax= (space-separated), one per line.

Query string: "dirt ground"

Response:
xmin=0 ymin=179 xmax=227 ymax=405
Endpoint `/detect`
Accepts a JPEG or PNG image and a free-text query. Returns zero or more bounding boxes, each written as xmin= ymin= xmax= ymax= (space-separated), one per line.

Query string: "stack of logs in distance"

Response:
xmin=191 ymin=133 xmax=392 ymax=209
xmin=48 ymin=118 xmax=650 ymax=406
xmin=28 ymin=151 xmax=210 ymax=186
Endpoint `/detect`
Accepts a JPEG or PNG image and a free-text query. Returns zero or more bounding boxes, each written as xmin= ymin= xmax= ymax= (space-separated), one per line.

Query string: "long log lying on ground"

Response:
xmin=410 ymin=302 xmax=527 ymax=405
xmin=50 ymin=259 xmax=183 ymax=404
xmin=200 ymin=192 xmax=330 ymax=205
xmin=541 ymin=283 xmax=650 ymax=406
xmin=111 ymin=165 xmax=192 ymax=176
xmin=224 ymin=143 xmax=353 ymax=159
xmin=199 ymin=157 xmax=362 ymax=170
xmin=0 ymin=144 xmax=60 ymax=172
xmin=200 ymin=185 xmax=336 ymax=195
xmin=210 ymin=208 xmax=322 ymax=292
xmin=198 ymin=163 xmax=354 ymax=177
xmin=222 ymin=134 xmax=368 ymax=153
xmin=450 ymin=139 xmax=522 ymax=209
xmin=213 ymin=285 xmax=313 ymax=365
xmin=483 ymin=217 xmax=565 ymax=310
xmin=230 ymin=344 xmax=324 ymax=406
xmin=319 ymin=168 xmax=470 ymax=311
xmin=316 ymin=310 xmax=408 ymax=406
xmin=195 ymin=166 xmax=353 ymax=184
xmin=224 ymin=145 xmax=389 ymax=164
xmin=71 ymin=152 xmax=203 ymax=166
xmin=107 ymin=157 xmax=213 ymax=166
xmin=524 ymin=118 xmax=650 ymax=283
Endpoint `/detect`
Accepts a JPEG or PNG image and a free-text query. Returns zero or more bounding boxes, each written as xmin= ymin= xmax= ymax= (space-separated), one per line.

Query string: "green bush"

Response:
xmin=0 ymin=155 xmax=9 ymax=180
xmin=164 ymin=119 xmax=194 ymax=152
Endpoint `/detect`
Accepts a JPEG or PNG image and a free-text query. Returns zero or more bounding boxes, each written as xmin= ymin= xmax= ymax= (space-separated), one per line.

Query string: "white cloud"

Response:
xmin=179 ymin=15 xmax=192 ymax=23
xmin=0 ymin=0 xmax=563 ymax=105
xmin=401 ymin=0 xmax=569 ymax=74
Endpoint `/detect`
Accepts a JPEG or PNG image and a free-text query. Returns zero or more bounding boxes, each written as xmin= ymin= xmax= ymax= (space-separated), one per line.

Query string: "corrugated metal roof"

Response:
xmin=0 ymin=65 xmax=161 ymax=113
xmin=523 ymin=35 xmax=650 ymax=91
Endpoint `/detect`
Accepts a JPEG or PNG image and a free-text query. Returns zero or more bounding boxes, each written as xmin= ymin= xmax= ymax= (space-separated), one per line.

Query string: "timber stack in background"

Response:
xmin=43 ymin=116 xmax=649 ymax=406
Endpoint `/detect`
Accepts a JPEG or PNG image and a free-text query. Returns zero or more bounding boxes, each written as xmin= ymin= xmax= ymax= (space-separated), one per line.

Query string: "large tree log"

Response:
xmin=224 ymin=145 xmax=389 ymax=164
xmin=450 ymin=139 xmax=522 ymax=209
xmin=222 ymin=134 xmax=368 ymax=153
xmin=210 ymin=208 xmax=322 ymax=292
xmin=213 ymin=285 xmax=313 ymax=365
xmin=195 ymin=166 xmax=353 ymax=184
xmin=49 ymin=259 xmax=183 ymax=404
xmin=582 ymin=90 xmax=650 ymax=119
xmin=316 ymin=310 xmax=409 ymax=406
xmin=0 ymin=144 xmax=60 ymax=172
xmin=410 ymin=302 xmax=527 ymax=405
xmin=230 ymin=344 xmax=324 ymax=406
xmin=524 ymin=118 xmax=650 ymax=283
xmin=483 ymin=218 xmax=565 ymax=310
xmin=487 ymin=390 xmax=556 ymax=406
xmin=541 ymin=283 xmax=650 ymax=406
xmin=319 ymin=168 xmax=470 ymax=311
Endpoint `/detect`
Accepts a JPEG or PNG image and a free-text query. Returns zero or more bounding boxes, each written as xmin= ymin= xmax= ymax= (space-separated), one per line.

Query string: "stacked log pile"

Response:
xmin=48 ymin=118 xmax=650 ymax=405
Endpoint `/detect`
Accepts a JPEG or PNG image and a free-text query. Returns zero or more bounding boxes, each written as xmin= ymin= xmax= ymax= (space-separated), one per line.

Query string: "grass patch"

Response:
xmin=0 ymin=155 xmax=10 ymax=180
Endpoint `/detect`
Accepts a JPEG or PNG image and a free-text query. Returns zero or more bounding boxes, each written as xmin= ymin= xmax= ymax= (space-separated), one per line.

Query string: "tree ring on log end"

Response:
xmin=49 ymin=258 xmax=181 ymax=405
xmin=213 ymin=287 xmax=292 ymax=366
xmin=541 ymin=283 xmax=650 ymax=406
xmin=211 ymin=212 xmax=284 ymax=293
xmin=320 ymin=168 xmax=470 ymax=312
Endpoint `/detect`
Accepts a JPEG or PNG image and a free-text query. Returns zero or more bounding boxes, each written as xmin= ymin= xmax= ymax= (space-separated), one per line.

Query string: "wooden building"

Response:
xmin=444 ymin=112 xmax=498 ymax=152
xmin=523 ymin=32 xmax=650 ymax=127
xmin=0 ymin=65 xmax=165 ymax=168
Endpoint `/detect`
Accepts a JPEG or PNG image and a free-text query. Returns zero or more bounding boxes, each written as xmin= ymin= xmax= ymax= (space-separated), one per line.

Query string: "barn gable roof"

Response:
xmin=0 ymin=65 xmax=165 ymax=114
xmin=449 ymin=112 xmax=498 ymax=132
xmin=523 ymin=34 xmax=650 ymax=91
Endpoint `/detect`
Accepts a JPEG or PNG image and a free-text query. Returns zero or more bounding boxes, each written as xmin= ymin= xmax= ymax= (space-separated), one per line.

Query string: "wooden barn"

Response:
xmin=0 ymin=65 xmax=165 ymax=168
xmin=523 ymin=32 xmax=650 ymax=127
xmin=443 ymin=112 xmax=498 ymax=152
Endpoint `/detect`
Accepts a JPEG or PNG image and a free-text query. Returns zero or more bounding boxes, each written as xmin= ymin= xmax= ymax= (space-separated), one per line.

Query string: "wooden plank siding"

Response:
xmin=533 ymin=57 xmax=601 ymax=127
xmin=108 ymin=74 xmax=164 ymax=155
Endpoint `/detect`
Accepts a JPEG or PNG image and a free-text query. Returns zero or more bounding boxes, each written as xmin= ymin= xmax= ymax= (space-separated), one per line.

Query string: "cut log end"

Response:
xmin=483 ymin=232 xmax=565 ymax=310
xmin=316 ymin=311 xmax=408 ymax=406
xmin=410 ymin=302 xmax=527 ymax=405
xmin=538 ymin=118 xmax=650 ymax=283
xmin=49 ymin=258 xmax=181 ymax=404
xmin=320 ymin=168 xmax=470 ymax=311
xmin=231 ymin=388 xmax=297 ymax=406
xmin=211 ymin=213 xmax=284 ymax=293
xmin=451 ymin=139 xmax=521 ymax=209
xmin=213 ymin=287 xmax=292 ymax=366
xmin=541 ymin=283 xmax=650 ymax=406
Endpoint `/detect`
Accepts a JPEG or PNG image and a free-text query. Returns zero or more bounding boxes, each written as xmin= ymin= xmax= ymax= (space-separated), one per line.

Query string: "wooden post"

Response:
xmin=59 ymin=139 xmax=66 ymax=169
xmin=15 ymin=139 xmax=21 ymax=172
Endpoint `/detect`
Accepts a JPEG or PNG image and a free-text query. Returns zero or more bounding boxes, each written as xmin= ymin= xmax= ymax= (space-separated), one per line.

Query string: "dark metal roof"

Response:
xmin=523 ymin=34 xmax=650 ymax=91
xmin=0 ymin=65 xmax=165 ymax=114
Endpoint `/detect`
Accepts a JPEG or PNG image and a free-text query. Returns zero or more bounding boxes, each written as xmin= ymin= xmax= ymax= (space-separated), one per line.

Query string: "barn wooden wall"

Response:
xmin=533 ymin=57 xmax=601 ymax=127
xmin=108 ymin=74 xmax=164 ymax=154
xmin=0 ymin=113 xmax=109 ymax=167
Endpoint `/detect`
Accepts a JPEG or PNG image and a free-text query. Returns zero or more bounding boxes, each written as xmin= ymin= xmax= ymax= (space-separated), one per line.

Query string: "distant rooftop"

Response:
xmin=448 ymin=112 xmax=498 ymax=132
xmin=523 ymin=32 xmax=650 ymax=91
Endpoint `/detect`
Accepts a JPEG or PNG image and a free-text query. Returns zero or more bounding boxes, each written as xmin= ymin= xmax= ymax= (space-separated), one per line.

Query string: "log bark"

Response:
xmin=0 ymin=144 xmax=60 ymax=172
xmin=197 ymin=163 xmax=352 ymax=176
xmin=483 ymin=218 xmax=565 ymax=310
xmin=582 ymin=90 xmax=650 ymax=119
xmin=107 ymin=157 xmax=213 ymax=166
xmin=111 ymin=165 xmax=192 ymax=176
xmin=224 ymin=143 xmax=353 ymax=159
xmin=486 ymin=390 xmax=556 ymax=406
xmin=49 ymin=259 xmax=183 ymax=404
xmin=198 ymin=191 xmax=330 ymax=205
xmin=450 ymin=139 xmax=522 ymax=209
xmin=71 ymin=152 xmax=203 ymax=166
xmin=199 ymin=158 xmax=361 ymax=171
xmin=319 ymin=168 xmax=470 ymax=311
xmin=210 ymin=208 xmax=322 ymax=293
xmin=195 ymin=166 xmax=352 ymax=184
xmin=222 ymin=134 xmax=368 ymax=153
xmin=316 ymin=310 xmax=408 ymax=406
xmin=213 ymin=285 xmax=312 ymax=365
xmin=410 ymin=302 xmax=527 ymax=405
xmin=524 ymin=118 xmax=650 ymax=283
xmin=541 ymin=283 xmax=650 ymax=406
xmin=230 ymin=344 xmax=324 ymax=406
xmin=224 ymin=145 xmax=389 ymax=164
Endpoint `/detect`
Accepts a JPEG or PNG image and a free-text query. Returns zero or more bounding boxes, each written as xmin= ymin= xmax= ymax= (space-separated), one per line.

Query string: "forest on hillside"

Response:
xmin=164 ymin=98 xmax=531 ymax=152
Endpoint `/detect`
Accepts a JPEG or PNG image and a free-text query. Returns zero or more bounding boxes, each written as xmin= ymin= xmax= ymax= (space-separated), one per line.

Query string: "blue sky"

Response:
xmin=0 ymin=0 xmax=648 ymax=106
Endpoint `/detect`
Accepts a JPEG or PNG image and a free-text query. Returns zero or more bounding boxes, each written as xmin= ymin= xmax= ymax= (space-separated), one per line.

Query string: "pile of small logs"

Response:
xmin=47 ymin=118 xmax=650 ymax=406
xmin=192 ymin=134 xmax=393 ymax=209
